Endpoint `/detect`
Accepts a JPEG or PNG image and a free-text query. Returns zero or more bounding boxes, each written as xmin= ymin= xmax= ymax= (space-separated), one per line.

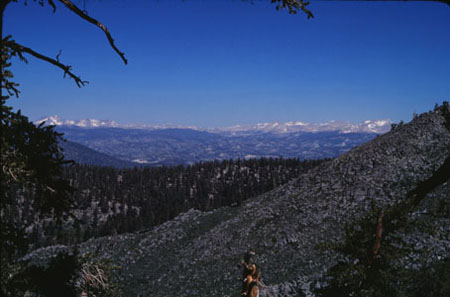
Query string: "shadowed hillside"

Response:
xmin=60 ymin=140 xmax=137 ymax=168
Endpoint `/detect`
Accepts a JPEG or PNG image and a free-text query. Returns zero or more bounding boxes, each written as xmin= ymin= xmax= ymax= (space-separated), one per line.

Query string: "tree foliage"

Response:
xmin=0 ymin=105 xmax=74 ymax=260
xmin=1 ymin=42 xmax=77 ymax=297
xmin=2 ymin=249 xmax=125 ymax=297
xmin=4 ymin=252 xmax=80 ymax=297
xmin=271 ymin=0 xmax=313 ymax=18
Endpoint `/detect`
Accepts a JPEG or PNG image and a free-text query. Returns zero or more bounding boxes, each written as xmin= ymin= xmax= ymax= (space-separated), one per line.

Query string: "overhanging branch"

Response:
xmin=47 ymin=0 xmax=57 ymax=12
xmin=58 ymin=0 xmax=128 ymax=65
xmin=5 ymin=39 xmax=88 ymax=87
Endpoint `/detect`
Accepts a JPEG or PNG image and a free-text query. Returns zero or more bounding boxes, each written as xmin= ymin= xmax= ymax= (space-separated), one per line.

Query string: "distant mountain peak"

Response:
xmin=35 ymin=115 xmax=64 ymax=126
xmin=35 ymin=115 xmax=392 ymax=134
xmin=215 ymin=119 xmax=392 ymax=134
xmin=35 ymin=115 xmax=119 ymax=128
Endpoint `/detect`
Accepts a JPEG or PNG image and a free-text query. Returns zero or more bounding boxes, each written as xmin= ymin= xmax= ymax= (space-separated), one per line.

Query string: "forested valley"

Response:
xmin=9 ymin=157 xmax=329 ymax=248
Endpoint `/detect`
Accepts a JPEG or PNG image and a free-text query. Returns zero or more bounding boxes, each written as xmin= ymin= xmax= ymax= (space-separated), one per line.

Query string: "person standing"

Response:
xmin=240 ymin=248 xmax=256 ymax=296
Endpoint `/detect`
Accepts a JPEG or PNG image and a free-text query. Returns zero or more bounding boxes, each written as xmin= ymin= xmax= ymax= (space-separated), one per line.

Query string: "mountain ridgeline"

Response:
xmin=20 ymin=104 xmax=450 ymax=297
xmin=56 ymin=126 xmax=380 ymax=166
xmin=60 ymin=140 xmax=137 ymax=168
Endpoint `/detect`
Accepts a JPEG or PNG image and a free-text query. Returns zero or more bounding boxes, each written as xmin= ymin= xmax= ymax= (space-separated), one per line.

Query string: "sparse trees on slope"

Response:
xmin=315 ymin=104 xmax=450 ymax=297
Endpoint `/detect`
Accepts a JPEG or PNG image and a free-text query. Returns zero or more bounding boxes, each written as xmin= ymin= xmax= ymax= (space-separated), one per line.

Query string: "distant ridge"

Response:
xmin=35 ymin=115 xmax=392 ymax=134
xmin=37 ymin=116 xmax=392 ymax=166
xmin=55 ymin=126 xmax=379 ymax=165
xmin=60 ymin=140 xmax=137 ymax=168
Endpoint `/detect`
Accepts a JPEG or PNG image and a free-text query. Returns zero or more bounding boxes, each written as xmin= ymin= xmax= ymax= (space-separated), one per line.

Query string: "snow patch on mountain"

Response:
xmin=36 ymin=115 xmax=119 ymax=128
xmin=215 ymin=119 xmax=392 ymax=134
xmin=35 ymin=116 xmax=392 ymax=134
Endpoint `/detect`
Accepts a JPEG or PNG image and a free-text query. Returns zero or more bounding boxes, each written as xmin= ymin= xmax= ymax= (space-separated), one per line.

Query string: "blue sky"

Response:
xmin=4 ymin=0 xmax=450 ymax=127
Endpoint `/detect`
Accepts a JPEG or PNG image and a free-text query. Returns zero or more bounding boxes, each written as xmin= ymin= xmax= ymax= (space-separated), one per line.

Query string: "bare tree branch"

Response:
xmin=5 ymin=39 xmax=88 ymax=87
xmin=58 ymin=0 xmax=128 ymax=65
xmin=47 ymin=0 xmax=56 ymax=12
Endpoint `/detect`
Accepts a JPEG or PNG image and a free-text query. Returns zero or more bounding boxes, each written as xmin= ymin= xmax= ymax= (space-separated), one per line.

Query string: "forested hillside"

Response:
xmin=13 ymin=157 xmax=327 ymax=247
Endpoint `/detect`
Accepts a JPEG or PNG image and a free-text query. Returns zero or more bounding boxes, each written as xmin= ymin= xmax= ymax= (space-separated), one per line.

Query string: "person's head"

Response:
xmin=249 ymin=248 xmax=255 ymax=256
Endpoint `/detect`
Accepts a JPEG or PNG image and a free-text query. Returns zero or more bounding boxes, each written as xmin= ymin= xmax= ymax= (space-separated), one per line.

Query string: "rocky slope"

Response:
xmin=25 ymin=105 xmax=450 ymax=297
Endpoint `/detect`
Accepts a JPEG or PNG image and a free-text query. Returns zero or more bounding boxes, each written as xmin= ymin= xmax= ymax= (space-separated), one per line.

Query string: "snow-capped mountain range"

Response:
xmin=213 ymin=119 xmax=391 ymax=134
xmin=35 ymin=115 xmax=392 ymax=134
xmin=34 ymin=115 xmax=395 ymax=166
xmin=35 ymin=116 xmax=120 ymax=128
